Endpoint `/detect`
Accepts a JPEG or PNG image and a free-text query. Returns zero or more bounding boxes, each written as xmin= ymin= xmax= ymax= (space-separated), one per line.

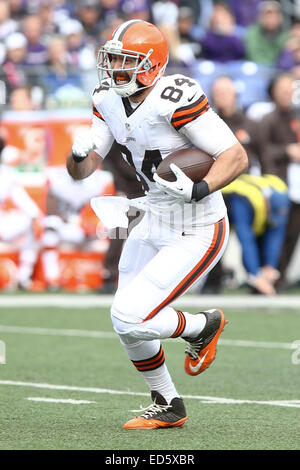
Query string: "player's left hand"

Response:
xmin=153 ymin=164 xmax=193 ymax=202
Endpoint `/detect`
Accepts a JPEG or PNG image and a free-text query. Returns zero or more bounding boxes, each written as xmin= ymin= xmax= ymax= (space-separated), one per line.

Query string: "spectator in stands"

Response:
xmin=0 ymin=0 xmax=18 ymax=41
xmin=260 ymin=72 xmax=300 ymax=288
xmin=175 ymin=6 xmax=202 ymax=64
xmin=222 ymin=174 xmax=290 ymax=295
xmin=41 ymin=36 xmax=83 ymax=95
xmin=151 ymin=0 xmax=178 ymax=29
xmin=7 ymin=0 xmax=27 ymax=21
xmin=278 ymin=0 xmax=300 ymax=23
xmin=277 ymin=20 xmax=300 ymax=71
xmin=75 ymin=0 xmax=102 ymax=44
xmin=227 ymin=0 xmax=263 ymax=27
xmin=0 ymin=136 xmax=42 ymax=290
xmin=59 ymin=18 xmax=96 ymax=70
xmin=99 ymin=0 xmax=123 ymax=27
xmin=22 ymin=15 xmax=48 ymax=66
xmin=211 ymin=76 xmax=262 ymax=172
xmin=98 ymin=14 xmax=124 ymax=50
xmin=2 ymin=32 xmax=30 ymax=99
xmin=201 ymin=2 xmax=245 ymax=63
xmin=245 ymin=0 xmax=288 ymax=65
xmin=121 ymin=0 xmax=151 ymax=22
xmin=38 ymin=0 xmax=60 ymax=37
xmin=177 ymin=0 xmax=217 ymax=31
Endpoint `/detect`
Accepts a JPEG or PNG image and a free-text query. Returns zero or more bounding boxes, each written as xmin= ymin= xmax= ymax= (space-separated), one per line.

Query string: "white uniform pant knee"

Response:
xmin=111 ymin=313 xmax=161 ymax=344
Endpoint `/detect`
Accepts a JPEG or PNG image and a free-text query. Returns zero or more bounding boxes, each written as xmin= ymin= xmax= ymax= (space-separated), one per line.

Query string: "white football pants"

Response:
xmin=111 ymin=212 xmax=229 ymax=339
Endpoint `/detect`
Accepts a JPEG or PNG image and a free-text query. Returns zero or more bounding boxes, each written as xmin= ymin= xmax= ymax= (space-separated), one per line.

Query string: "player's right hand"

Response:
xmin=72 ymin=128 xmax=103 ymax=159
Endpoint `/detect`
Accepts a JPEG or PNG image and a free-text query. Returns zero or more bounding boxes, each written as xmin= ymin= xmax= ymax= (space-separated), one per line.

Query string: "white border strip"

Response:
xmin=0 ymin=294 xmax=299 ymax=309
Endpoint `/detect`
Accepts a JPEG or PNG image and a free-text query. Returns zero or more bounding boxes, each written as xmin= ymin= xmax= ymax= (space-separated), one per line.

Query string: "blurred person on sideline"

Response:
xmin=222 ymin=173 xmax=290 ymax=295
xmin=260 ymin=72 xmax=300 ymax=289
xmin=0 ymin=136 xmax=42 ymax=289
xmin=201 ymin=2 xmax=245 ymax=63
xmin=0 ymin=0 xmax=18 ymax=41
xmin=245 ymin=0 xmax=289 ymax=65
xmin=41 ymin=164 xmax=114 ymax=290
xmin=211 ymin=76 xmax=262 ymax=173
xmin=200 ymin=75 xmax=263 ymax=294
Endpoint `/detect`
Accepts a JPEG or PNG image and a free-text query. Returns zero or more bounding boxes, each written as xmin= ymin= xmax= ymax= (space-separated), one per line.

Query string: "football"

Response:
xmin=156 ymin=148 xmax=214 ymax=183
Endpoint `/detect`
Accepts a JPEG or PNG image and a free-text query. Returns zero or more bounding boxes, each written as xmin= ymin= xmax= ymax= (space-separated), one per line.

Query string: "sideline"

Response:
xmin=0 ymin=294 xmax=299 ymax=309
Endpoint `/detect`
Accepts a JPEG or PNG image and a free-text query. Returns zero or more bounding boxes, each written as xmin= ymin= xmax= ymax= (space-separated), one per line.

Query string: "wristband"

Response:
xmin=192 ymin=180 xmax=210 ymax=201
xmin=72 ymin=153 xmax=86 ymax=163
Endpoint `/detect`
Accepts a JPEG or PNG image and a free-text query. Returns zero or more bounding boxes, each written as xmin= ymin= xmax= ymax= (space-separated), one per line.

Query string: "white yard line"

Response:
xmin=0 ymin=325 xmax=116 ymax=339
xmin=0 ymin=294 xmax=299 ymax=309
xmin=0 ymin=324 xmax=297 ymax=350
xmin=0 ymin=380 xmax=299 ymax=409
xmin=26 ymin=397 xmax=96 ymax=404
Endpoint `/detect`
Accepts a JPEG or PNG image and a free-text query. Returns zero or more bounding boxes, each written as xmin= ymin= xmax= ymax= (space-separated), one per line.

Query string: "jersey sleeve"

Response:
xmin=171 ymin=92 xmax=210 ymax=131
xmin=91 ymin=83 xmax=115 ymax=158
xmin=180 ymin=108 xmax=238 ymax=158
xmin=161 ymin=76 xmax=210 ymax=130
xmin=161 ymin=75 xmax=238 ymax=157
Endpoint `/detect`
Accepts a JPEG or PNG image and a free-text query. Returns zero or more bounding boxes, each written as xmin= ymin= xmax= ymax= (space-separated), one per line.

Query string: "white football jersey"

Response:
xmin=92 ymin=74 xmax=238 ymax=229
xmin=0 ymin=165 xmax=16 ymax=203
xmin=0 ymin=164 xmax=40 ymax=218
xmin=46 ymin=166 xmax=113 ymax=215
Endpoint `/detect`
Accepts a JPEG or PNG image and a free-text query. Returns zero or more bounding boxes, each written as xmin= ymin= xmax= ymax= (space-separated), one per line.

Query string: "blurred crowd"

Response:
xmin=2 ymin=0 xmax=300 ymax=108
xmin=0 ymin=0 xmax=300 ymax=294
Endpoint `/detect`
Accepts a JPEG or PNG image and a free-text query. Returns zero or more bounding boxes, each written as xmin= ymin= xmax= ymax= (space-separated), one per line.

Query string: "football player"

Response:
xmin=0 ymin=137 xmax=42 ymax=289
xmin=67 ymin=20 xmax=248 ymax=429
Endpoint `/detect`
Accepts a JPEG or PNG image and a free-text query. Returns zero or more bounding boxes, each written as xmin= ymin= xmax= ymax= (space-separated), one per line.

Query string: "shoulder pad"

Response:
xmin=92 ymin=80 xmax=111 ymax=104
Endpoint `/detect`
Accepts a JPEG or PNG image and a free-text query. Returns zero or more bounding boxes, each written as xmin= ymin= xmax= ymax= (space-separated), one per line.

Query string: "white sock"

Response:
xmin=119 ymin=337 xmax=179 ymax=403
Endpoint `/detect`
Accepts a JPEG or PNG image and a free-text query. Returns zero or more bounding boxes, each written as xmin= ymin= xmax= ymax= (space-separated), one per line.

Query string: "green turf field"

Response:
xmin=0 ymin=302 xmax=299 ymax=450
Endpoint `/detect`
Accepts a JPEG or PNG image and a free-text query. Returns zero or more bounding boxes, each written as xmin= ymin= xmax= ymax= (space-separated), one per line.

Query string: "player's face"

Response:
xmin=110 ymin=53 xmax=137 ymax=86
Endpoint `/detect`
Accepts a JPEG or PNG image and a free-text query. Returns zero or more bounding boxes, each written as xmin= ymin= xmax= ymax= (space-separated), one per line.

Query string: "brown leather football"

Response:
xmin=156 ymin=148 xmax=214 ymax=183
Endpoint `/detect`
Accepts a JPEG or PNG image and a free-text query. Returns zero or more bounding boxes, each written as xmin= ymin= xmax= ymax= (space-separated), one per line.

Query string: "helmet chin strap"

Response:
xmin=114 ymin=75 xmax=157 ymax=98
xmin=114 ymin=79 xmax=139 ymax=97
